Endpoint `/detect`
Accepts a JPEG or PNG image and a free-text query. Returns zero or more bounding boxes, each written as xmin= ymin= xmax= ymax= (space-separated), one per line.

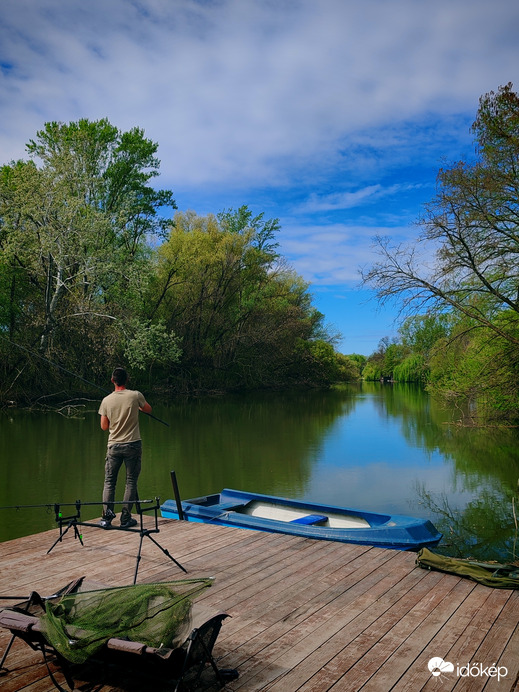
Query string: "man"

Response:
xmin=98 ymin=367 xmax=152 ymax=529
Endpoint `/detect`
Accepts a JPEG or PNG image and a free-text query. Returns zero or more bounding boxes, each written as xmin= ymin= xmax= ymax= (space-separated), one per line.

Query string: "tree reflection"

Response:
xmin=415 ymin=482 xmax=519 ymax=563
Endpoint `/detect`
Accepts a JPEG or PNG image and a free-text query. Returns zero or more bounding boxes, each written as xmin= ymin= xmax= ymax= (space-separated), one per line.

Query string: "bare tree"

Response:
xmin=363 ymin=84 xmax=519 ymax=348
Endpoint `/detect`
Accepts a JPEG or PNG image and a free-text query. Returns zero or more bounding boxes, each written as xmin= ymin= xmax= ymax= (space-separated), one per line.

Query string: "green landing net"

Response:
xmin=36 ymin=578 xmax=213 ymax=664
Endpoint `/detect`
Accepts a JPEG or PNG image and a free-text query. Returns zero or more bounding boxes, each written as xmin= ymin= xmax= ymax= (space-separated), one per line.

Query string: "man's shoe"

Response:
xmin=120 ymin=514 xmax=138 ymax=529
xmin=100 ymin=508 xmax=115 ymax=529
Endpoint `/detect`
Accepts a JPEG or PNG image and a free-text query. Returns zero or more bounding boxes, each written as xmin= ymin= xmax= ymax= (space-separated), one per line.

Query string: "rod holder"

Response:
xmin=170 ymin=470 xmax=185 ymax=521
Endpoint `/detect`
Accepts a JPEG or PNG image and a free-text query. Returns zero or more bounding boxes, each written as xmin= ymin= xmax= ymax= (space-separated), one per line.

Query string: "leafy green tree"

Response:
xmin=123 ymin=318 xmax=182 ymax=379
xmin=363 ymin=84 xmax=519 ymax=347
xmin=335 ymin=353 xmax=363 ymax=381
xmin=346 ymin=353 xmax=367 ymax=371
xmin=362 ymin=85 xmax=519 ymax=419
xmin=295 ymin=340 xmax=341 ymax=385
xmin=389 ymin=313 xmax=453 ymax=383
xmin=398 ymin=313 xmax=453 ymax=357
xmin=363 ymin=338 xmax=386 ymax=381
xmin=149 ymin=208 xmax=330 ymax=390
xmin=383 ymin=342 xmax=407 ymax=379
xmin=364 ymin=337 xmax=407 ymax=381
xmin=428 ymin=312 xmax=519 ymax=423
xmin=393 ymin=354 xmax=427 ymax=383
xmin=362 ymin=361 xmax=382 ymax=381
xmin=0 ymin=118 xmax=176 ymax=392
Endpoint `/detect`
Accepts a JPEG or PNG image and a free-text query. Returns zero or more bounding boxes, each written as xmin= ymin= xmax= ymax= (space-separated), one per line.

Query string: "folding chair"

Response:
xmin=0 ymin=579 xmax=238 ymax=691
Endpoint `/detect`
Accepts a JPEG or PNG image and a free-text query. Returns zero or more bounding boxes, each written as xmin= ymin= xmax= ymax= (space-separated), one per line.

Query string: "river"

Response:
xmin=1 ymin=383 xmax=518 ymax=561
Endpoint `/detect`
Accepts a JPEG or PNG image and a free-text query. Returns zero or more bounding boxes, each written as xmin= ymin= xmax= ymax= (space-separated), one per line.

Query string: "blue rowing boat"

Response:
xmin=160 ymin=488 xmax=442 ymax=551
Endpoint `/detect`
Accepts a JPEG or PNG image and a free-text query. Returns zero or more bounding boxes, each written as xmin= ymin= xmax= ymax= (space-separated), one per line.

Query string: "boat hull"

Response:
xmin=160 ymin=489 xmax=442 ymax=551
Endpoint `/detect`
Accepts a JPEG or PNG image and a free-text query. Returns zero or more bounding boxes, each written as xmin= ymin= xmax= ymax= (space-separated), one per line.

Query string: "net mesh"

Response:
xmin=33 ymin=578 xmax=213 ymax=664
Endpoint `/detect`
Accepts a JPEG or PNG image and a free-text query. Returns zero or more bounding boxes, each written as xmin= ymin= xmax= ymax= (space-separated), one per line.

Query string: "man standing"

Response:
xmin=98 ymin=367 xmax=152 ymax=529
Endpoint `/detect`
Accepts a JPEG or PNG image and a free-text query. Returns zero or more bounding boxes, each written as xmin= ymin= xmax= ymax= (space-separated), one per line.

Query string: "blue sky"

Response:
xmin=1 ymin=0 xmax=518 ymax=355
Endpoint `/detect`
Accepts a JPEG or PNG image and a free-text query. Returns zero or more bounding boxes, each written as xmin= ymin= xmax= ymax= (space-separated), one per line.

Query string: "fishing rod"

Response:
xmin=0 ymin=499 xmax=156 ymax=511
xmin=1 ymin=334 xmax=169 ymax=427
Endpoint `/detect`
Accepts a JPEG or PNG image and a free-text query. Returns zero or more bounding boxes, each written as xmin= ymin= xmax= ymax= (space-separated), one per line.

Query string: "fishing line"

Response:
xmin=0 ymin=500 xmax=156 ymax=511
xmin=1 ymin=334 xmax=169 ymax=426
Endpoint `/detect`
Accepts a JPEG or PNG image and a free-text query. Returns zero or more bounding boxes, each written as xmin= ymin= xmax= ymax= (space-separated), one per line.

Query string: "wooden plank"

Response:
xmin=486 ymin=618 xmax=519 ymax=691
xmin=217 ymin=542 xmax=373 ymax=651
xmin=349 ymin=577 xmax=476 ymax=691
xmin=269 ymin=561 xmax=446 ymax=691
xmin=228 ymin=550 xmax=414 ymax=689
xmin=450 ymin=591 xmax=519 ymax=692
xmin=1 ymin=522 xmax=519 ymax=692
xmin=389 ymin=580 xmax=501 ymax=691
xmin=258 ymin=552 xmax=430 ymax=691
xmin=221 ymin=541 xmax=369 ymax=634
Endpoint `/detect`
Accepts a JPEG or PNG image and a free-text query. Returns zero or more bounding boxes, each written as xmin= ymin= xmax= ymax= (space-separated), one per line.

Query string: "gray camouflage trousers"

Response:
xmin=102 ymin=440 xmax=142 ymax=518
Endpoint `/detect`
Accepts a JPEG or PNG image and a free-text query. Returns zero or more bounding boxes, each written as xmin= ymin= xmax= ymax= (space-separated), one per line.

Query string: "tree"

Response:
xmin=0 ymin=120 xmax=175 ymax=353
xmin=123 ymin=318 xmax=182 ymax=381
xmin=363 ymin=336 xmax=407 ymax=381
xmin=427 ymin=312 xmax=519 ymax=423
xmin=148 ymin=208 xmax=329 ymax=390
xmin=362 ymin=84 xmax=519 ymax=348
xmin=398 ymin=313 xmax=453 ymax=356
xmin=0 ymin=119 xmax=176 ymax=391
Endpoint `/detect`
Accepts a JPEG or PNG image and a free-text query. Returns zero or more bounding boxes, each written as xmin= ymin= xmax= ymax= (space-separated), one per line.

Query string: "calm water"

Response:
xmin=1 ymin=383 xmax=518 ymax=561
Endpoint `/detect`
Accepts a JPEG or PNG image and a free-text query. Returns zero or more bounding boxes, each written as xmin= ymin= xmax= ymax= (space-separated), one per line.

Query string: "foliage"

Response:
xmin=337 ymin=353 xmax=365 ymax=381
xmin=0 ymin=118 xmax=177 ymax=396
xmin=363 ymin=337 xmax=408 ymax=381
xmin=293 ymin=341 xmax=360 ymax=385
xmin=393 ymin=354 xmax=428 ymax=383
xmin=148 ymin=208 xmax=334 ymax=391
xmin=362 ymin=84 xmax=519 ymax=420
xmin=428 ymin=313 xmax=519 ymax=424
xmin=123 ymin=318 xmax=182 ymax=376
xmin=398 ymin=313 xmax=453 ymax=356
xmin=0 ymin=121 xmax=354 ymax=401
xmin=346 ymin=353 xmax=367 ymax=370
xmin=362 ymin=361 xmax=383 ymax=381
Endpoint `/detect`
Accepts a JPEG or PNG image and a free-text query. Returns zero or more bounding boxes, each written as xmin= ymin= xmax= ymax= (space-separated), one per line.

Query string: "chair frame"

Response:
xmin=0 ymin=593 xmax=238 ymax=691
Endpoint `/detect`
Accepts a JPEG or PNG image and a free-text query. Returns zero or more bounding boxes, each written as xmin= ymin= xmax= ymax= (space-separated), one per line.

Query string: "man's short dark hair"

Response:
xmin=112 ymin=367 xmax=128 ymax=386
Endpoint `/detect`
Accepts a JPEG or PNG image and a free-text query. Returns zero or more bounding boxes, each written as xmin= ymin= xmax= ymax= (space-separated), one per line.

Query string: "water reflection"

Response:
xmin=1 ymin=383 xmax=518 ymax=561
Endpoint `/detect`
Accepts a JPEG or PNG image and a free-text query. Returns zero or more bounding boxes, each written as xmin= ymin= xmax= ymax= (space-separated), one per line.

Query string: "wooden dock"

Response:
xmin=1 ymin=517 xmax=518 ymax=691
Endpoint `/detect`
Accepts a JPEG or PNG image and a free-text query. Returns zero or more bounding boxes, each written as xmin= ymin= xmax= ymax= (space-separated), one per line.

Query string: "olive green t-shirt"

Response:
xmin=98 ymin=389 xmax=146 ymax=445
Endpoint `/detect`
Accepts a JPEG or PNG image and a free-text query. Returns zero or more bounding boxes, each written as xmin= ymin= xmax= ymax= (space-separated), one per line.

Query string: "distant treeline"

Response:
xmin=361 ymin=84 xmax=519 ymax=425
xmin=0 ymin=119 xmax=362 ymax=403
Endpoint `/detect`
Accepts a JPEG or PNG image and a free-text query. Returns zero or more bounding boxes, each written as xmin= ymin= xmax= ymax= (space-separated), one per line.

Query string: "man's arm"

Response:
xmin=100 ymin=415 xmax=110 ymax=431
xmin=140 ymin=402 xmax=152 ymax=414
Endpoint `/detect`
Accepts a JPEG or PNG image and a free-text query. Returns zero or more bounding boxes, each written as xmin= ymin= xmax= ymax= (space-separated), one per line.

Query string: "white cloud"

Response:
xmin=296 ymin=183 xmax=425 ymax=213
xmin=279 ymin=222 xmax=416 ymax=285
xmin=0 ymin=0 xmax=517 ymax=187
xmin=298 ymin=186 xmax=385 ymax=213
xmin=1 ymin=0 xmax=517 ymax=355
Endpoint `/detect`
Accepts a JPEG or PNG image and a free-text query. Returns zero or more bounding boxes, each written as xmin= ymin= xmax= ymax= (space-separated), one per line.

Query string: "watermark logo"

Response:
xmin=428 ymin=657 xmax=454 ymax=678
xmin=427 ymin=657 xmax=508 ymax=682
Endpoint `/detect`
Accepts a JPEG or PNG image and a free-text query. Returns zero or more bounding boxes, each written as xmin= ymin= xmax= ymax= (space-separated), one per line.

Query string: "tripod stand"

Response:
xmin=47 ymin=500 xmax=85 ymax=553
xmin=47 ymin=499 xmax=187 ymax=583
xmin=130 ymin=500 xmax=187 ymax=584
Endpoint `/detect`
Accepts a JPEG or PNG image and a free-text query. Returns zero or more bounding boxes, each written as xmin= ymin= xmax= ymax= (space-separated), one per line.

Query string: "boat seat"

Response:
xmin=290 ymin=514 xmax=328 ymax=525
xmin=214 ymin=502 xmax=247 ymax=511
